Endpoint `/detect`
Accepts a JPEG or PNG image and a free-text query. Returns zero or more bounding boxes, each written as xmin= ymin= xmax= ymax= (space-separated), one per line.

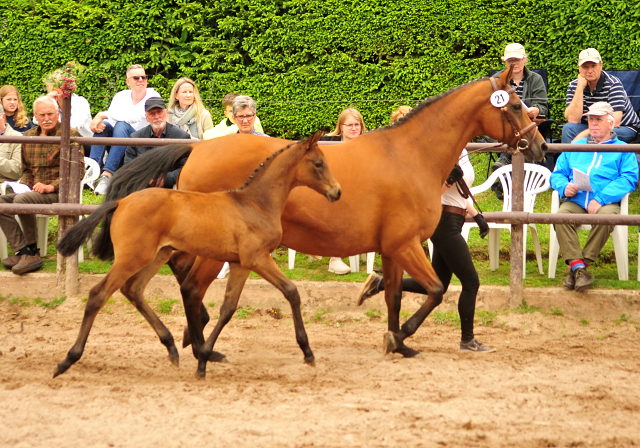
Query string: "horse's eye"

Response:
xmin=314 ymin=160 xmax=323 ymax=168
xmin=513 ymin=103 xmax=522 ymax=111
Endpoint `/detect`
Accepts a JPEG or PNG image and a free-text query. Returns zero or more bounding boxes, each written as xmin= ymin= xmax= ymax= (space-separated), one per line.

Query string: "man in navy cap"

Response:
xmin=123 ymin=97 xmax=191 ymax=189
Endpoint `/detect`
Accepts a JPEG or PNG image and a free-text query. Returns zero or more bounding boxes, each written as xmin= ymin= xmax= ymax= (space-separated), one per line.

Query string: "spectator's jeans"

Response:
xmin=89 ymin=121 xmax=136 ymax=175
xmin=562 ymin=122 xmax=638 ymax=143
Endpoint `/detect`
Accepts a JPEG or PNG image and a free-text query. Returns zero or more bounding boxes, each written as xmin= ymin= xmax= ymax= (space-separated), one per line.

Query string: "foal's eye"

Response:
xmin=314 ymin=160 xmax=324 ymax=168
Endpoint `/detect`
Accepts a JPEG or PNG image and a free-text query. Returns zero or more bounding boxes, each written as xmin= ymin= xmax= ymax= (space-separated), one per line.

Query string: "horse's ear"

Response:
xmin=305 ymin=130 xmax=323 ymax=150
xmin=497 ymin=63 xmax=515 ymax=89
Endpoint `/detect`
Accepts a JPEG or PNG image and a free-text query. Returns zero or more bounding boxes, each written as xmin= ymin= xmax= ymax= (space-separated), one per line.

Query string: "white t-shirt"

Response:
xmin=69 ymin=94 xmax=93 ymax=138
xmin=441 ymin=148 xmax=474 ymax=209
xmin=105 ymin=88 xmax=161 ymax=131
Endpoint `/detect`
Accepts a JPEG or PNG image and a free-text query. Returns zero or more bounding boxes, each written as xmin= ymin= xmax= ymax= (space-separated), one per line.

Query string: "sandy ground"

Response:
xmin=1 ymin=273 xmax=640 ymax=448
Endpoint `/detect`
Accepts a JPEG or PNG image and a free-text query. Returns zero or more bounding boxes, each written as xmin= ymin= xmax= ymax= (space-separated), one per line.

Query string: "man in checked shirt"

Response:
xmin=0 ymin=95 xmax=82 ymax=275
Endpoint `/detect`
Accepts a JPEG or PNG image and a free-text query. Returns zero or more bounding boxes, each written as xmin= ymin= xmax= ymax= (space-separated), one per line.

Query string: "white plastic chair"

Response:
xmin=450 ymin=163 xmax=551 ymax=278
xmin=287 ymin=249 xmax=375 ymax=273
xmin=0 ymin=157 xmax=100 ymax=261
xmin=548 ymin=190 xmax=629 ymax=281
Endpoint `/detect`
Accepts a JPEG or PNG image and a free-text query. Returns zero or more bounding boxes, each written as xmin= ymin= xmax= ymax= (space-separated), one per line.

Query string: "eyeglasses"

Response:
xmin=129 ymin=75 xmax=148 ymax=81
xmin=235 ymin=114 xmax=255 ymax=122
xmin=341 ymin=123 xmax=361 ymax=129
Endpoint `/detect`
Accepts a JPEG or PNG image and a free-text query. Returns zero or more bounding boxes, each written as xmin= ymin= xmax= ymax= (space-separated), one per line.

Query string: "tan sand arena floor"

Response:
xmin=1 ymin=273 xmax=639 ymax=447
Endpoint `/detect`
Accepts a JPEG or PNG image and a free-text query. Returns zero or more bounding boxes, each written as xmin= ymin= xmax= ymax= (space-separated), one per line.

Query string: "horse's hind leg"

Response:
xmin=54 ymin=264 xmax=135 ymax=377
xmin=180 ymin=257 xmax=227 ymax=362
xmin=168 ymin=252 xmax=212 ymax=349
xmin=384 ymin=241 xmax=444 ymax=355
xmin=197 ymin=263 xmax=250 ymax=379
xmin=120 ymin=247 xmax=180 ymax=367
xmin=250 ymin=255 xmax=315 ymax=366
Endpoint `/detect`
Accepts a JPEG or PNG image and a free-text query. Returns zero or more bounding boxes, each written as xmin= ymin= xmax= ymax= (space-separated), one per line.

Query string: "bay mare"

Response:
xmin=106 ymin=67 xmax=547 ymax=364
xmin=54 ymin=132 xmax=341 ymax=378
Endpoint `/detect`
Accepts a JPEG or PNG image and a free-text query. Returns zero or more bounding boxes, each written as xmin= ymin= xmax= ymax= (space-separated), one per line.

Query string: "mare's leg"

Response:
xmin=54 ymin=260 xmax=144 ymax=377
xmin=180 ymin=257 xmax=227 ymax=362
xmin=380 ymin=256 xmax=422 ymax=358
xmin=167 ymin=251 xmax=211 ymax=349
xmin=384 ymin=240 xmax=444 ymax=354
xmin=120 ymin=247 xmax=180 ymax=367
xmin=196 ymin=263 xmax=250 ymax=379
xmin=251 ymin=255 xmax=315 ymax=365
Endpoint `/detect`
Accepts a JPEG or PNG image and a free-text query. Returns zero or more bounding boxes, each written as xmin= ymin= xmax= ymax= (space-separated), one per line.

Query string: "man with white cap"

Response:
xmin=563 ymin=48 xmax=639 ymax=144
xmin=551 ymin=101 xmax=638 ymax=292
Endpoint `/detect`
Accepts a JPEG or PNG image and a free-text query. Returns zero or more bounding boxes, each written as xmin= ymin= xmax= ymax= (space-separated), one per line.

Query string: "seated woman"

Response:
xmin=0 ymin=85 xmax=34 ymax=134
xmin=167 ymin=77 xmax=214 ymax=140
xmin=490 ymin=43 xmax=549 ymax=199
xmin=319 ymin=107 xmax=368 ymax=274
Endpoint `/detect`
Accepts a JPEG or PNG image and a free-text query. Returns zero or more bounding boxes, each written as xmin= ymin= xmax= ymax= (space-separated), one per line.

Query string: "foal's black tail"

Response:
xmin=105 ymin=143 xmax=194 ymax=201
xmin=56 ymin=201 xmax=120 ymax=261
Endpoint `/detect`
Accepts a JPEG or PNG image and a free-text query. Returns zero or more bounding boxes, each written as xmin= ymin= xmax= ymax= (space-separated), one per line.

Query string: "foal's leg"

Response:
xmin=196 ymin=263 xmax=250 ymax=379
xmin=54 ymin=261 xmax=142 ymax=377
xmin=167 ymin=251 xmax=211 ymax=347
xmin=120 ymin=247 xmax=180 ymax=367
xmin=384 ymin=241 xmax=444 ymax=354
xmin=180 ymin=257 xmax=227 ymax=362
xmin=251 ymin=255 xmax=315 ymax=365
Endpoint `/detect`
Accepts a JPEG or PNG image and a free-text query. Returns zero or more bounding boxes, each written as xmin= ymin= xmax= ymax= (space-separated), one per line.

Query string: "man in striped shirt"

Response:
xmin=562 ymin=48 xmax=639 ymax=144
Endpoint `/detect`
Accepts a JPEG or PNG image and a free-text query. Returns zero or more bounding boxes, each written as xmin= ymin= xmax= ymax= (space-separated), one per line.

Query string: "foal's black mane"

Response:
xmin=227 ymin=140 xmax=299 ymax=193
xmin=380 ymin=77 xmax=487 ymax=131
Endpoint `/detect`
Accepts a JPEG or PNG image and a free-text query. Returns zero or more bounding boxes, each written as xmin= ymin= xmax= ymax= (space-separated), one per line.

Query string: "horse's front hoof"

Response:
xmin=52 ymin=364 xmax=64 ymax=378
xmin=393 ymin=344 xmax=422 ymax=358
xmin=209 ymin=351 xmax=228 ymax=363
xmin=169 ymin=354 xmax=180 ymax=367
xmin=195 ymin=370 xmax=206 ymax=380
xmin=383 ymin=331 xmax=398 ymax=354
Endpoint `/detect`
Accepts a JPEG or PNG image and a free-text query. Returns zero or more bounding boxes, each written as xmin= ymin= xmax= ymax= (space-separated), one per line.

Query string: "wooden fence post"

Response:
xmin=510 ymin=151 xmax=524 ymax=307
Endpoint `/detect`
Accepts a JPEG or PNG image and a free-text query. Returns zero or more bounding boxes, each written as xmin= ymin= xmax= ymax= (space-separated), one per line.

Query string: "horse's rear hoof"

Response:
xmin=169 ymin=355 xmax=180 ymax=367
xmin=393 ymin=344 xmax=422 ymax=358
xmin=52 ymin=365 xmax=63 ymax=378
xmin=182 ymin=327 xmax=191 ymax=348
xmin=383 ymin=332 xmax=398 ymax=354
xmin=195 ymin=370 xmax=206 ymax=380
xmin=209 ymin=351 xmax=228 ymax=363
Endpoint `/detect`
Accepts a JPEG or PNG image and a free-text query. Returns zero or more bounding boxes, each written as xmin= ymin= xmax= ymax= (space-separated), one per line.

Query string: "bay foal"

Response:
xmin=55 ymin=132 xmax=341 ymax=378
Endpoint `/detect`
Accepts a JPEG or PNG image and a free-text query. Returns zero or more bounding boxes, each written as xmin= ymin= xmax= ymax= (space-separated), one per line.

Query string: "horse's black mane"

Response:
xmin=380 ymin=77 xmax=487 ymax=131
xmin=228 ymin=140 xmax=298 ymax=193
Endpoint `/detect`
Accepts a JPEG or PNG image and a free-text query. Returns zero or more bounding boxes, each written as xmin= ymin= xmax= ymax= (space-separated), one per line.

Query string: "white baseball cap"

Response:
xmin=578 ymin=48 xmax=602 ymax=66
xmin=502 ymin=43 xmax=526 ymax=61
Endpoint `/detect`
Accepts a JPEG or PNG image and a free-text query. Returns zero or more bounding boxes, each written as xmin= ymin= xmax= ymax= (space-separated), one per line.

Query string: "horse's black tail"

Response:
xmin=105 ymin=143 xmax=194 ymax=201
xmin=56 ymin=201 xmax=119 ymax=261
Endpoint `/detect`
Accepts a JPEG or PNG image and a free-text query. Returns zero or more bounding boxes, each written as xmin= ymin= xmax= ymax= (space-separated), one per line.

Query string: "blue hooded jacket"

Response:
xmin=550 ymin=136 xmax=638 ymax=209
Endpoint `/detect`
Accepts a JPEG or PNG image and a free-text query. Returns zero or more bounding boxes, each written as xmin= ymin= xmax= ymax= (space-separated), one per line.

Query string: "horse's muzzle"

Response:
xmin=326 ymin=185 xmax=342 ymax=202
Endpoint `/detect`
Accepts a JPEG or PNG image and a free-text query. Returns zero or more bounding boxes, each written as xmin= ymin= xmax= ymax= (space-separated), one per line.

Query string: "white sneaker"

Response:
xmin=217 ymin=262 xmax=230 ymax=279
xmin=94 ymin=174 xmax=111 ymax=195
xmin=308 ymin=255 xmax=322 ymax=263
xmin=328 ymin=257 xmax=351 ymax=275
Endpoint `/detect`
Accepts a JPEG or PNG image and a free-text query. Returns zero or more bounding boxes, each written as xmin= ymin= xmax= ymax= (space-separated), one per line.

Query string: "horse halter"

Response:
xmin=489 ymin=77 xmax=538 ymax=156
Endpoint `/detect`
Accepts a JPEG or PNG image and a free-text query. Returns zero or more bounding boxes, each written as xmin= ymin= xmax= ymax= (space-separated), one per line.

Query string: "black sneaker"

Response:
xmin=460 ymin=338 xmax=496 ymax=353
xmin=356 ymin=273 xmax=383 ymax=306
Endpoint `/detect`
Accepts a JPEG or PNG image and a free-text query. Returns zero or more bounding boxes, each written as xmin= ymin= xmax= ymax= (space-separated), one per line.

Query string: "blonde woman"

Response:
xmin=318 ymin=107 xmax=367 ymax=274
xmin=0 ymin=85 xmax=34 ymax=133
xmin=167 ymin=77 xmax=214 ymax=140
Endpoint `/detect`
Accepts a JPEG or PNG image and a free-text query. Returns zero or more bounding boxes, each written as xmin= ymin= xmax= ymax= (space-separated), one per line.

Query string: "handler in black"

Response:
xmin=356 ymin=149 xmax=496 ymax=353
xmin=123 ymin=97 xmax=191 ymax=188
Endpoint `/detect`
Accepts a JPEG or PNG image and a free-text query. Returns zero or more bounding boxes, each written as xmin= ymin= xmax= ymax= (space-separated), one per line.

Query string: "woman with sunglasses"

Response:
xmin=0 ymin=85 xmax=34 ymax=134
xmin=88 ymin=64 xmax=161 ymax=195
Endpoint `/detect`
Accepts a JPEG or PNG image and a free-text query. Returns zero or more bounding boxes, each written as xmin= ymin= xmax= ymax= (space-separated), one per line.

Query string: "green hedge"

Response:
xmin=1 ymin=0 xmax=638 ymax=138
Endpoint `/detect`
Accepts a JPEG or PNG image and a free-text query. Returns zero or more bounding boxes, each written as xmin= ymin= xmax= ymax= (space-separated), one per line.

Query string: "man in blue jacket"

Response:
xmin=551 ymin=102 xmax=638 ymax=292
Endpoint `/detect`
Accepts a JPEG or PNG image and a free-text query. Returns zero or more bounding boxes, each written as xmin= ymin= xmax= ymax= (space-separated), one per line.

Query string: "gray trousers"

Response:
xmin=555 ymin=200 xmax=619 ymax=264
xmin=0 ymin=192 xmax=58 ymax=253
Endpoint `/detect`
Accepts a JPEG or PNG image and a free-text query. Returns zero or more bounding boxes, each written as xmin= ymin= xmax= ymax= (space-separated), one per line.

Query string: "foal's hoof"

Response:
xmin=209 ymin=351 xmax=228 ymax=363
xmin=52 ymin=365 xmax=63 ymax=378
xmin=169 ymin=354 xmax=180 ymax=367
xmin=304 ymin=356 xmax=316 ymax=367
xmin=383 ymin=331 xmax=399 ymax=354
xmin=393 ymin=344 xmax=422 ymax=358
